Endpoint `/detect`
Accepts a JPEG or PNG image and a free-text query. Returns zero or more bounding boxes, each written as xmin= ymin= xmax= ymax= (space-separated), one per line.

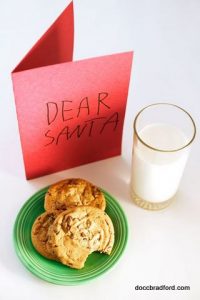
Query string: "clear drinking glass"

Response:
xmin=130 ymin=103 xmax=196 ymax=210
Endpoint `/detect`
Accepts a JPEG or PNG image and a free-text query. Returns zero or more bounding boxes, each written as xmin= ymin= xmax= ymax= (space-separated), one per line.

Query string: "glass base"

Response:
xmin=130 ymin=190 xmax=175 ymax=211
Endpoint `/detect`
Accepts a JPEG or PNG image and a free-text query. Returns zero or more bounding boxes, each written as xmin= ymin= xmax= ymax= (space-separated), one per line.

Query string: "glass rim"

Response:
xmin=133 ymin=103 xmax=196 ymax=152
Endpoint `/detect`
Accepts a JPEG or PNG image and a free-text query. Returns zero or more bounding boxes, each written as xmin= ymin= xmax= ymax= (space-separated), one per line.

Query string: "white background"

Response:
xmin=0 ymin=0 xmax=200 ymax=299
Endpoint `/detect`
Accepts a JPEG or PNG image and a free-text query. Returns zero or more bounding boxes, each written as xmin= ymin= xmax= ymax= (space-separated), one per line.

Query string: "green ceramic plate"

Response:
xmin=13 ymin=187 xmax=128 ymax=285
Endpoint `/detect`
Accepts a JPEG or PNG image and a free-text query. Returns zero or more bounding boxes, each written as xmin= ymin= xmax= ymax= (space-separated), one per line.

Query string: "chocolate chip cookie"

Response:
xmin=47 ymin=206 xmax=115 ymax=269
xmin=31 ymin=211 xmax=60 ymax=260
xmin=44 ymin=178 xmax=106 ymax=212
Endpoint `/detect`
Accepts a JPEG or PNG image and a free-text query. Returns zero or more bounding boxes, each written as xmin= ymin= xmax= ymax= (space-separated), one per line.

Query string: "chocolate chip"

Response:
xmin=86 ymin=220 xmax=91 ymax=228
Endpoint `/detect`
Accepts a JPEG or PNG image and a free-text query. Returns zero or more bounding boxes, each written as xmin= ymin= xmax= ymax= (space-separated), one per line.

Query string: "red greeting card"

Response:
xmin=12 ymin=2 xmax=133 ymax=179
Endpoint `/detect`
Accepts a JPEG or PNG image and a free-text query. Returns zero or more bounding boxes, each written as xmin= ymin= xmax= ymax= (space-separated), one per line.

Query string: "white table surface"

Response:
xmin=0 ymin=0 xmax=200 ymax=299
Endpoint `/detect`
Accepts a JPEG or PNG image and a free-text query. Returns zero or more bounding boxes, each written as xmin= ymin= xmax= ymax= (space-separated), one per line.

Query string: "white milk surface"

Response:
xmin=131 ymin=123 xmax=190 ymax=202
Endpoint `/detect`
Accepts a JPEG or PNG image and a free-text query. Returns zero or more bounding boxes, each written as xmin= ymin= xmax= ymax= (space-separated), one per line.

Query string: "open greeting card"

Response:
xmin=12 ymin=2 xmax=133 ymax=179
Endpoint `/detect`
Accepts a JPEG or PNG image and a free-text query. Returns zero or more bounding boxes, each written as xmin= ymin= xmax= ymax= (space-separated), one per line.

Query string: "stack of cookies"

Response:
xmin=31 ymin=178 xmax=115 ymax=269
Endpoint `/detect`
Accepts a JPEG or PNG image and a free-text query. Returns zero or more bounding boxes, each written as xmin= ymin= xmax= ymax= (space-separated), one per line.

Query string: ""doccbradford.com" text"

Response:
xmin=135 ymin=284 xmax=190 ymax=291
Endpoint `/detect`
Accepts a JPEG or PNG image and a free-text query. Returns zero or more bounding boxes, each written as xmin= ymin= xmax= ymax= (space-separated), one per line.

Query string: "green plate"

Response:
xmin=13 ymin=187 xmax=128 ymax=285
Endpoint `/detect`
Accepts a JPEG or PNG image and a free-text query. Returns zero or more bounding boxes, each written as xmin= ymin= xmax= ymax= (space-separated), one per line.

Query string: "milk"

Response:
xmin=131 ymin=123 xmax=190 ymax=203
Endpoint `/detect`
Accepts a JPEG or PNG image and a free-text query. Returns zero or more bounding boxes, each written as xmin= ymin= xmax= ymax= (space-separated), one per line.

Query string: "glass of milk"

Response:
xmin=130 ymin=103 xmax=196 ymax=210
